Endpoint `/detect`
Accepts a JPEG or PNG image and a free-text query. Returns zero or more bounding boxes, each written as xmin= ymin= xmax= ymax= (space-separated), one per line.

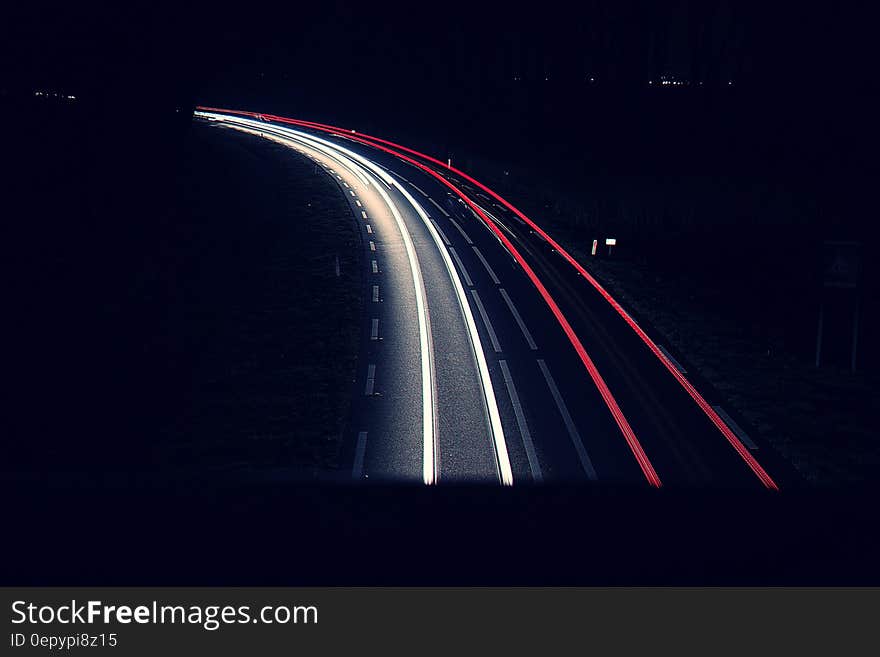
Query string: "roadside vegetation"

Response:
xmin=149 ymin=124 xmax=363 ymax=476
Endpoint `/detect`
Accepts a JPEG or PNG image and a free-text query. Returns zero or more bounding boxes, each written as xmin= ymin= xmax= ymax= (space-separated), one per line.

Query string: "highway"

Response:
xmin=195 ymin=107 xmax=786 ymax=489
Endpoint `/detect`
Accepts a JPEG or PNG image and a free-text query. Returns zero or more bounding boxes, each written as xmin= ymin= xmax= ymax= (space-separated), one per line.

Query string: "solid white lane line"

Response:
xmin=363 ymin=174 xmax=437 ymax=485
xmin=470 ymin=290 xmax=501 ymax=353
xmin=712 ymin=406 xmax=758 ymax=450
xmin=371 ymin=260 xmax=378 ymax=273
xmin=352 ymin=431 xmax=368 ymax=479
xmin=364 ymin=364 xmax=376 ymax=395
xmin=276 ymin=127 xmax=437 ymax=484
xmin=427 ymin=197 xmax=450 ymax=217
xmin=410 ymin=182 xmax=429 ymax=197
xmin=371 ymin=319 xmax=379 ymax=340
xmin=366 ymin=224 xmax=373 ymax=234
xmin=388 ymin=175 xmax=512 ymax=486
xmin=372 ymin=285 xmax=379 ymax=302
xmin=472 ymin=246 xmax=500 ymax=284
xmin=369 ymin=241 xmax=376 ymax=251
xmin=537 ymin=359 xmax=598 ymax=480
xmin=429 ymin=218 xmax=452 ymax=246
xmin=449 ymin=248 xmax=474 ymax=287
xmin=499 ymin=288 xmax=537 ymax=350
xmin=362 ymin=210 xmax=368 ymax=219
xmin=448 ymin=216 xmax=474 ymax=245
xmin=658 ymin=345 xmax=687 ymax=374
xmin=499 ymin=360 xmax=543 ymax=483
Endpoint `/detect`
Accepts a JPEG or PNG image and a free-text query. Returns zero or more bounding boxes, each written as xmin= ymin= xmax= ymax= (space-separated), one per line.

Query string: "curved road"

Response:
xmin=195 ymin=107 xmax=789 ymax=490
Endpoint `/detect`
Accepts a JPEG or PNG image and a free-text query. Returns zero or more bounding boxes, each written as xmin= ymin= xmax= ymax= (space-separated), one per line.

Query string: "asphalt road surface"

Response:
xmin=195 ymin=107 xmax=791 ymax=490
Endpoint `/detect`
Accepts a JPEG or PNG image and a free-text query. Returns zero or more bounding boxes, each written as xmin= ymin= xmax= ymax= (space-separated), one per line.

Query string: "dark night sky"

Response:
xmin=4 ymin=1 xmax=879 ymax=240
xmin=3 ymin=1 xmax=878 ymax=106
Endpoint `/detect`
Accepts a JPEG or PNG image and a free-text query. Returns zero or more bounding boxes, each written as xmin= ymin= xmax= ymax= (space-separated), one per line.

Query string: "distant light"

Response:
xmin=589 ymin=77 xmax=595 ymax=82
xmin=728 ymin=80 xmax=733 ymax=85
xmin=605 ymin=238 xmax=617 ymax=246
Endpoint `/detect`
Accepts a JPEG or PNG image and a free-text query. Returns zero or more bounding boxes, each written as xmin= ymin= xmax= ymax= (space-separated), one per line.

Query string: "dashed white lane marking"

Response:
xmin=364 ymin=364 xmax=376 ymax=395
xmin=499 ymin=288 xmax=537 ymax=350
xmin=410 ymin=182 xmax=429 ymax=197
xmin=712 ymin=406 xmax=758 ymax=450
xmin=499 ymin=360 xmax=543 ymax=483
xmin=362 ymin=211 xmax=368 ymax=219
xmin=449 ymin=247 xmax=474 ymax=287
xmin=472 ymin=246 xmax=500 ymax=284
xmin=470 ymin=290 xmax=501 ymax=353
xmin=350 ymin=190 xmax=356 ymax=197
xmin=369 ymin=241 xmax=376 ymax=251
xmin=371 ymin=260 xmax=378 ymax=273
xmin=429 ymin=218 xmax=452 ymax=246
xmin=352 ymin=431 xmax=368 ymax=479
xmin=372 ymin=285 xmax=379 ymax=303
xmin=658 ymin=345 xmax=687 ymax=374
xmin=366 ymin=224 xmax=373 ymax=234
xmin=427 ymin=197 xmax=450 ymax=217
xmin=371 ymin=318 xmax=379 ymax=340
xmin=343 ymin=182 xmax=350 ymax=188
xmin=537 ymin=359 xmax=598 ymax=480
xmin=355 ymin=200 xmax=362 ymax=207
xmin=447 ymin=216 xmax=473 ymax=245
xmin=336 ymin=175 xmax=342 ymax=180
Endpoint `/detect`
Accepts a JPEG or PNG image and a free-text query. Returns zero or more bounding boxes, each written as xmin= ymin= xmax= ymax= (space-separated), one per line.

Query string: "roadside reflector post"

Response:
xmin=605 ymin=237 xmax=617 ymax=256
xmin=591 ymin=239 xmax=598 ymax=256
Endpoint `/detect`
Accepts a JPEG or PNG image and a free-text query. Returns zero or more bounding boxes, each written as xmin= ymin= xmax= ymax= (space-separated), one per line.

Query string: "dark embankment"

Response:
xmin=6 ymin=104 xmax=362 ymax=480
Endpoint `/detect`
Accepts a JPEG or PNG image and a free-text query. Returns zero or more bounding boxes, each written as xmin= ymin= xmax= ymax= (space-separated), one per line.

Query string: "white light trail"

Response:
xmin=197 ymin=110 xmax=512 ymax=485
